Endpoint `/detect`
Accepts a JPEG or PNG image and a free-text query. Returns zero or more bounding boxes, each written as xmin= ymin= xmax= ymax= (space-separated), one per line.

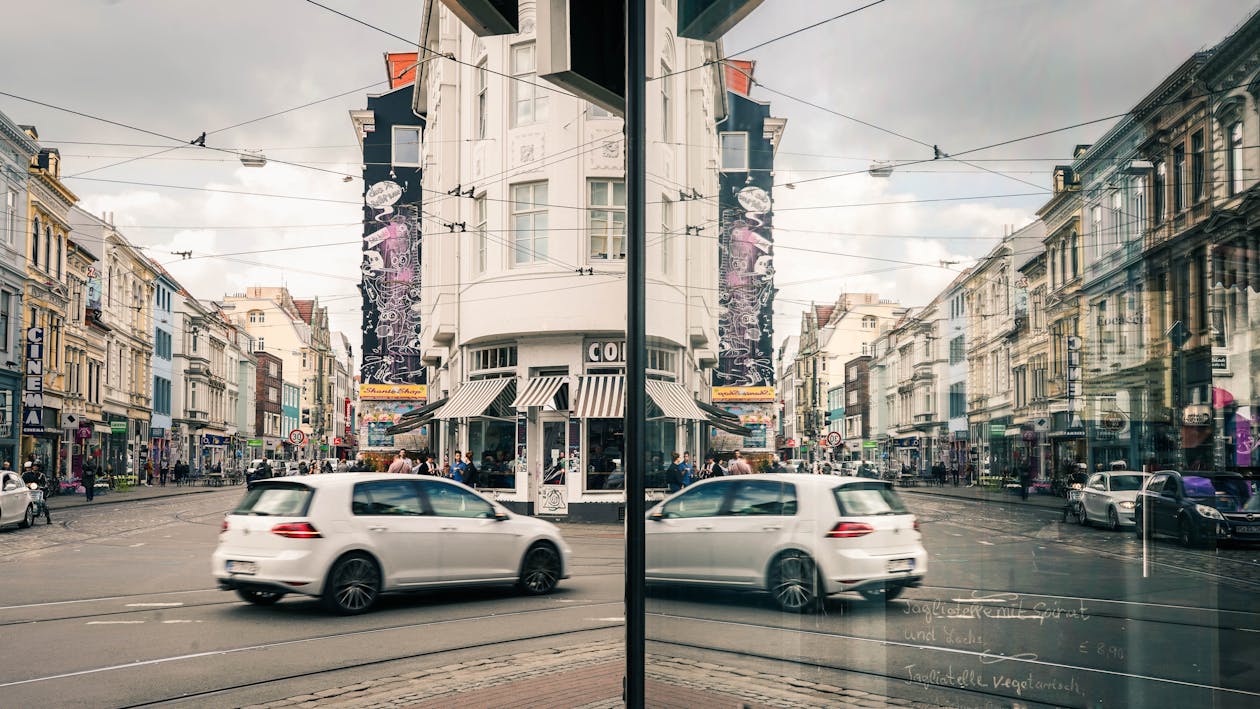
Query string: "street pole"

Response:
xmin=624 ymin=0 xmax=646 ymax=705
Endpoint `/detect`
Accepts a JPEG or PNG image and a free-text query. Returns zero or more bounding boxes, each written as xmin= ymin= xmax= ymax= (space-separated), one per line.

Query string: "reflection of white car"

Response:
xmin=646 ymin=473 xmax=926 ymax=612
xmin=0 ymin=471 xmax=34 ymax=529
xmin=1080 ymin=471 xmax=1150 ymax=530
xmin=214 ymin=473 xmax=571 ymax=614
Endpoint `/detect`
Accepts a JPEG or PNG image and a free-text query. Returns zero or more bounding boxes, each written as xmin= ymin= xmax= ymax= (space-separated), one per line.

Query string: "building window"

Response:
xmin=720 ymin=132 xmax=749 ymax=172
xmin=248 ymin=310 xmax=263 ymax=323
xmin=392 ymin=126 xmax=421 ymax=167
xmin=949 ymin=335 xmax=965 ymax=364
xmin=471 ymin=345 xmax=518 ymax=372
xmin=475 ymin=194 xmax=488 ymax=274
xmin=588 ymin=102 xmax=614 ymax=119
xmin=1110 ymin=190 xmax=1124 ymax=248
xmin=1133 ymin=176 xmax=1146 ymax=235
xmin=1091 ymin=205 xmax=1102 ymax=259
xmin=1191 ymin=130 xmax=1205 ymax=203
xmin=660 ymin=60 xmax=673 ymax=142
xmin=475 ymin=60 xmax=488 ymax=140
xmin=660 ymin=196 xmax=673 ymax=273
xmin=1229 ymin=121 xmax=1244 ymax=196
xmin=30 ymin=216 xmax=39 ymax=268
xmin=862 ymin=316 xmax=877 ymax=329
xmin=1153 ymin=162 xmax=1165 ymax=223
xmin=589 ymin=179 xmax=626 ymax=260
xmin=3 ymin=189 xmax=15 ymax=246
xmin=257 ymin=337 xmax=265 ymax=351
xmin=1069 ymin=232 xmax=1078 ymax=278
xmin=1172 ymin=144 xmax=1185 ymax=212
xmin=510 ymin=43 xmax=547 ymax=127
xmin=44 ymin=226 xmax=51 ymax=273
xmin=511 ymin=182 xmax=548 ymax=265
xmin=0 ymin=291 xmax=7 ymax=354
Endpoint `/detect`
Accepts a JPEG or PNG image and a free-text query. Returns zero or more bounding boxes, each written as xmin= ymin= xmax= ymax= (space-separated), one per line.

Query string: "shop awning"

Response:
xmin=695 ymin=398 xmax=741 ymax=422
xmin=437 ymin=379 xmax=514 ymax=419
xmin=573 ymin=374 xmax=625 ymax=419
xmin=513 ymin=376 xmax=568 ymax=409
xmin=709 ymin=416 xmax=754 ymax=437
xmin=645 ymin=380 xmax=706 ymax=419
xmin=385 ymin=397 xmax=448 ymax=435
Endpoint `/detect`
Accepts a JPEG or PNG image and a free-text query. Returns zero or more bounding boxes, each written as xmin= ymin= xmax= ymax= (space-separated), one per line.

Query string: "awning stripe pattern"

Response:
xmin=710 ymin=416 xmax=754 ymax=437
xmin=437 ymin=378 xmax=514 ymax=419
xmin=645 ymin=380 xmax=706 ymax=420
xmin=385 ymin=397 xmax=449 ymax=435
xmin=573 ymin=374 xmax=625 ymax=419
xmin=512 ymin=375 xmax=568 ymax=409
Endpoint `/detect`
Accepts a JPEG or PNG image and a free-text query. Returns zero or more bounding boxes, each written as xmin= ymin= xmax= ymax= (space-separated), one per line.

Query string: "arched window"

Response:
xmin=31 ymin=217 xmax=40 ymax=267
xmin=43 ymin=226 xmax=51 ymax=272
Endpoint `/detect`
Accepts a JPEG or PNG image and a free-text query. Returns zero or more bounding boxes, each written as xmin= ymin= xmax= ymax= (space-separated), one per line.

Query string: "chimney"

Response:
xmin=724 ymin=60 xmax=756 ymax=97
xmin=385 ymin=52 xmax=420 ymax=90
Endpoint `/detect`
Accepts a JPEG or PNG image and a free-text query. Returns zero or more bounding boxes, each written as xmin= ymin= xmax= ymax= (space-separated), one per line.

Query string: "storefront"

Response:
xmin=0 ymin=375 xmax=19 ymax=470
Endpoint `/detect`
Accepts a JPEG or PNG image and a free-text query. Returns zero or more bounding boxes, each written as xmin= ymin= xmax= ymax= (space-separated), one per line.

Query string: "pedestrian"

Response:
xmin=727 ymin=449 xmax=753 ymax=475
xmin=387 ymin=449 xmax=413 ymax=474
xmin=82 ymin=457 xmax=97 ymax=502
xmin=298 ymin=460 xmax=309 ymax=475
xmin=704 ymin=455 xmax=725 ymax=478
xmin=680 ymin=451 xmax=695 ymax=487
xmin=144 ymin=459 xmax=154 ymax=486
xmin=665 ymin=452 xmax=684 ymax=493
xmin=965 ymin=462 xmax=975 ymax=487
xmin=159 ymin=459 xmax=169 ymax=486
xmin=1019 ymin=466 xmax=1031 ymax=500
xmin=441 ymin=453 xmax=451 ymax=478
xmin=462 ymin=451 xmax=480 ymax=488
xmin=451 ymin=450 xmax=466 ymax=483
xmin=415 ymin=455 xmax=431 ymax=476
xmin=950 ymin=464 xmax=960 ymax=486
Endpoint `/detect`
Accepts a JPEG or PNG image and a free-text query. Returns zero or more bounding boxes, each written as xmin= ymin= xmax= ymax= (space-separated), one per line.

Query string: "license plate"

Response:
xmin=1236 ymin=526 xmax=1260 ymax=534
xmin=30 ymin=490 xmax=43 ymax=503
xmin=226 ymin=560 xmax=258 ymax=575
xmin=888 ymin=558 xmax=915 ymax=573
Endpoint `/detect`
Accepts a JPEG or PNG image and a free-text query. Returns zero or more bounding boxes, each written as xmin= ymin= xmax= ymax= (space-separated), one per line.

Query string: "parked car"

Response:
xmin=783 ymin=458 xmax=808 ymax=473
xmin=1079 ymin=470 xmax=1150 ymax=530
xmin=0 ymin=471 xmax=34 ymax=530
xmin=1134 ymin=470 xmax=1259 ymax=547
xmin=645 ymin=473 xmax=926 ymax=612
xmin=213 ymin=473 xmax=571 ymax=614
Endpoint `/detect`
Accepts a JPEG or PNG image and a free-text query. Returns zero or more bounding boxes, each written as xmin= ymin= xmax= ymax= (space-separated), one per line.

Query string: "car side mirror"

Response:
xmin=648 ymin=511 xmax=665 ymax=521
xmin=493 ymin=510 xmax=510 ymax=521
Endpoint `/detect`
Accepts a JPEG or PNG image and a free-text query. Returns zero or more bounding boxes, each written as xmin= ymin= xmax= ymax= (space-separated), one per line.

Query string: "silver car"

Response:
xmin=1079 ymin=471 xmax=1150 ymax=530
xmin=0 ymin=471 xmax=34 ymax=530
xmin=646 ymin=473 xmax=926 ymax=612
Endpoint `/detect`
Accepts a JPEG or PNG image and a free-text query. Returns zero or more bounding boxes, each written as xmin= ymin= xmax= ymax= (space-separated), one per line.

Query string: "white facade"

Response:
xmin=411 ymin=0 xmax=724 ymax=519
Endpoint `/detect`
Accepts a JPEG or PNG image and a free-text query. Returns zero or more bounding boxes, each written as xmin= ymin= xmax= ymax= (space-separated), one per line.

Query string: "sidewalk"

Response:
xmin=45 ymin=480 xmax=235 ymax=511
xmin=252 ymin=640 xmax=956 ymax=709
xmin=896 ymin=480 xmax=1066 ymax=510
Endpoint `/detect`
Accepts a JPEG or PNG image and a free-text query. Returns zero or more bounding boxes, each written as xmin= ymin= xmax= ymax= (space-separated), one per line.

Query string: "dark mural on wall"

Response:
xmin=717 ymin=179 xmax=775 ymax=387
xmin=359 ymin=187 xmax=424 ymax=385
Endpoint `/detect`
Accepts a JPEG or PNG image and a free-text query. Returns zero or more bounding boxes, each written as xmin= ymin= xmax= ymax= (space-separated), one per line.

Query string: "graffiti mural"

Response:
xmin=359 ymin=179 xmax=425 ymax=385
xmin=716 ymin=177 xmax=776 ymax=387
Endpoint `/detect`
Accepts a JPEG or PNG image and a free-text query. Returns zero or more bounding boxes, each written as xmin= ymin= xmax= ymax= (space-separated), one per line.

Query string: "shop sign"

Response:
xmin=358 ymin=383 xmax=427 ymax=401
xmin=247 ymin=439 xmax=263 ymax=446
xmin=785 ymin=438 xmax=796 ymax=447
xmin=1182 ymin=405 xmax=1211 ymax=426
xmin=149 ymin=427 xmax=165 ymax=439
xmin=584 ymin=340 xmax=626 ymax=363
xmin=344 ymin=397 xmax=352 ymax=435
xmin=110 ymin=420 xmax=128 ymax=435
xmin=76 ymin=423 xmax=92 ymax=441
xmin=201 ymin=434 xmax=228 ymax=446
xmin=862 ymin=441 xmax=878 ymax=449
xmin=22 ymin=327 xmax=43 ymax=434
xmin=320 ymin=444 xmax=329 ymax=451
xmin=894 ymin=437 xmax=919 ymax=447
xmin=1100 ymin=410 xmax=1127 ymax=432
xmin=1212 ymin=353 xmax=1229 ymax=370
xmin=711 ymin=385 xmax=776 ymax=402
xmin=333 ymin=437 xmax=343 ymax=446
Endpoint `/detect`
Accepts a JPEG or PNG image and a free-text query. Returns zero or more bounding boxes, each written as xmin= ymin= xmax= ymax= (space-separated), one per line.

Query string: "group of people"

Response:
xmin=386 ymin=449 xmax=484 ymax=487
xmin=664 ymin=450 xmax=754 ymax=492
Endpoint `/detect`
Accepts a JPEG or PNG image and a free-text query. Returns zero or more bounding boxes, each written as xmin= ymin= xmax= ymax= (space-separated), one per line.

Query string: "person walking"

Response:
xmin=144 ymin=459 xmax=154 ymax=486
xmin=451 ymin=451 xmax=466 ymax=483
xmin=415 ymin=455 xmax=431 ymax=476
xmin=665 ymin=453 xmax=684 ymax=493
xmin=704 ymin=455 xmax=725 ymax=479
xmin=82 ymin=457 xmax=98 ymax=502
xmin=462 ymin=451 xmax=480 ymax=488
xmin=727 ymin=450 xmax=753 ymax=476
xmin=680 ymin=452 xmax=695 ymax=488
xmin=387 ymin=449 xmax=413 ymax=474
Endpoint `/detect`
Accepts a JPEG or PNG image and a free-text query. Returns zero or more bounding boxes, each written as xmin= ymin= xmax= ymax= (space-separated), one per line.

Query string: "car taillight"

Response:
xmin=221 ymin=518 xmax=229 ymax=534
xmin=913 ymin=519 xmax=920 ymax=532
xmin=826 ymin=522 xmax=875 ymax=538
xmin=271 ymin=522 xmax=322 ymax=539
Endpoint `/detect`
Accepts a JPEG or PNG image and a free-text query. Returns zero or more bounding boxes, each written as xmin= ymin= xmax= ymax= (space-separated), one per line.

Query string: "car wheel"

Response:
xmin=1178 ymin=518 xmax=1198 ymax=548
xmin=322 ymin=553 xmax=380 ymax=615
xmin=858 ymin=584 xmax=905 ymax=603
xmin=18 ymin=504 xmax=34 ymax=529
xmin=1134 ymin=510 xmax=1150 ymax=539
xmin=517 ymin=542 xmax=562 ymax=595
xmin=236 ymin=588 xmax=285 ymax=606
xmin=1107 ymin=507 xmax=1122 ymax=532
xmin=768 ymin=550 xmax=819 ymax=613
xmin=1077 ymin=504 xmax=1089 ymax=526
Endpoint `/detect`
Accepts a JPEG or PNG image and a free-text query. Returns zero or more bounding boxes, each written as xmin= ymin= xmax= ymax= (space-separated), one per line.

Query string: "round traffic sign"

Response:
xmin=288 ymin=429 xmax=307 ymax=445
xmin=826 ymin=431 xmax=842 ymax=447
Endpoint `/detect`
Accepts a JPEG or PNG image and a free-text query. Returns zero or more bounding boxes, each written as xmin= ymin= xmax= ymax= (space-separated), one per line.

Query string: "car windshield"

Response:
xmin=233 ymin=483 xmax=313 ymax=516
xmin=832 ymin=482 xmax=909 ymax=516
xmin=1183 ymin=476 xmax=1251 ymax=511
xmin=1110 ymin=475 xmax=1145 ymax=491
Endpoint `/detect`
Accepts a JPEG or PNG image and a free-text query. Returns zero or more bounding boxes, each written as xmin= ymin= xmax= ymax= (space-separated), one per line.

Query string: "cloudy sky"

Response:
xmin=1 ymin=0 xmax=1256 ymax=358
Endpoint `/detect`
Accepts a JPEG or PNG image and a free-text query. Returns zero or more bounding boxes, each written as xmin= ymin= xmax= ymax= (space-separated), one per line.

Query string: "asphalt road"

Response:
xmin=0 ymin=489 xmax=1256 ymax=708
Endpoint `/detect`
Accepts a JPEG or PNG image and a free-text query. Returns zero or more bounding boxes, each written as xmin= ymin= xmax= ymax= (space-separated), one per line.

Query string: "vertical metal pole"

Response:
xmin=624 ymin=0 xmax=646 ymax=705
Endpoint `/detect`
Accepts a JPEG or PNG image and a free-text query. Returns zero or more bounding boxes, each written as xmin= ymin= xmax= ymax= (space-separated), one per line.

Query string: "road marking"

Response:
xmin=161 ymin=620 xmax=201 ymax=624
xmin=590 ymin=617 xmax=625 ymax=622
xmin=129 ymin=543 xmax=145 ymax=547
xmin=0 ymin=589 xmax=215 ymax=611
xmin=125 ymin=603 xmax=184 ymax=608
xmin=87 ymin=621 xmax=145 ymax=625
xmin=977 ymin=540 xmax=995 ymax=546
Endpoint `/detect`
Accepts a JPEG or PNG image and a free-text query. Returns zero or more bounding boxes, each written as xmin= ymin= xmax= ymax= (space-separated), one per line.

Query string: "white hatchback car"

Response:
xmin=646 ymin=473 xmax=926 ymax=611
xmin=0 ymin=471 xmax=34 ymax=530
xmin=213 ymin=473 xmax=571 ymax=614
xmin=1079 ymin=470 xmax=1150 ymax=530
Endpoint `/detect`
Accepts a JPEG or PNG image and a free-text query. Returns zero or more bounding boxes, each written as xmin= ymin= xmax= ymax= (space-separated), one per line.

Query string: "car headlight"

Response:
xmin=1118 ymin=501 xmax=1135 ymax=510
xmin=1195 ymin=504 xmax=1224 ymax=520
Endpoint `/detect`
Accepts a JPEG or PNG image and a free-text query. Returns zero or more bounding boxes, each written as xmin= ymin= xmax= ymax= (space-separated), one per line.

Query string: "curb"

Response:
xmin=900 ymin=486 xmax=1065 ymax=510
xmin=47 ymin=486 xmax=232 ymax=511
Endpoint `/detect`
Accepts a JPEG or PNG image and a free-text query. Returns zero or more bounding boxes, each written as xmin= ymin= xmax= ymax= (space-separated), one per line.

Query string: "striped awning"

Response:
xmin=512 ymin=375 xmax=568 ymax=409
xmin=385 ymin=397 xmax=448 ymax=435
xmin=437 ymin=378 xmax=514 ymax=419
xmin=709 ymin=416 xmax=754 ymax=437
xmin=645 ymin=380 xmax=706 ymax=420
xmin=573 ymin=374 xmax=625 ymax=419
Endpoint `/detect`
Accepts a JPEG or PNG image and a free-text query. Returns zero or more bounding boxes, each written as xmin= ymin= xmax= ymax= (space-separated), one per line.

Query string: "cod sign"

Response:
xmin=22 ymin=326 xmax=44 ymax=434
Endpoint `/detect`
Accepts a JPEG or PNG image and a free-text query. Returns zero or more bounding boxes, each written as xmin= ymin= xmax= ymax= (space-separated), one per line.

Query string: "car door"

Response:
xmin=1154 ymin=475 xmax=1183 ymax=536
xmin=1083 ymin=473 xmax=1106 ymax=522
xmin=418 ymin=479 xmax=518 ymax=582
xmin=707 ymin=480 xmax=797 ymax=585
xmin=350 ymin=480 xmax=440 ymax=586
xmin=645 ymin=479 xmax=734 ymax=582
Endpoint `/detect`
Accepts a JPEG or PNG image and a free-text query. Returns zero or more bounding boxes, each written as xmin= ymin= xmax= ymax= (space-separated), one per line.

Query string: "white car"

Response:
xmin=0 ymin=471 xmax=34 ymax=529
xmin=1079 ymin=470 xmax=1150 ymax=530
xmin=213 ymin=473 xmax=571 ymax=614
xmin=646 ymin=473 xmax=926 ymax=612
